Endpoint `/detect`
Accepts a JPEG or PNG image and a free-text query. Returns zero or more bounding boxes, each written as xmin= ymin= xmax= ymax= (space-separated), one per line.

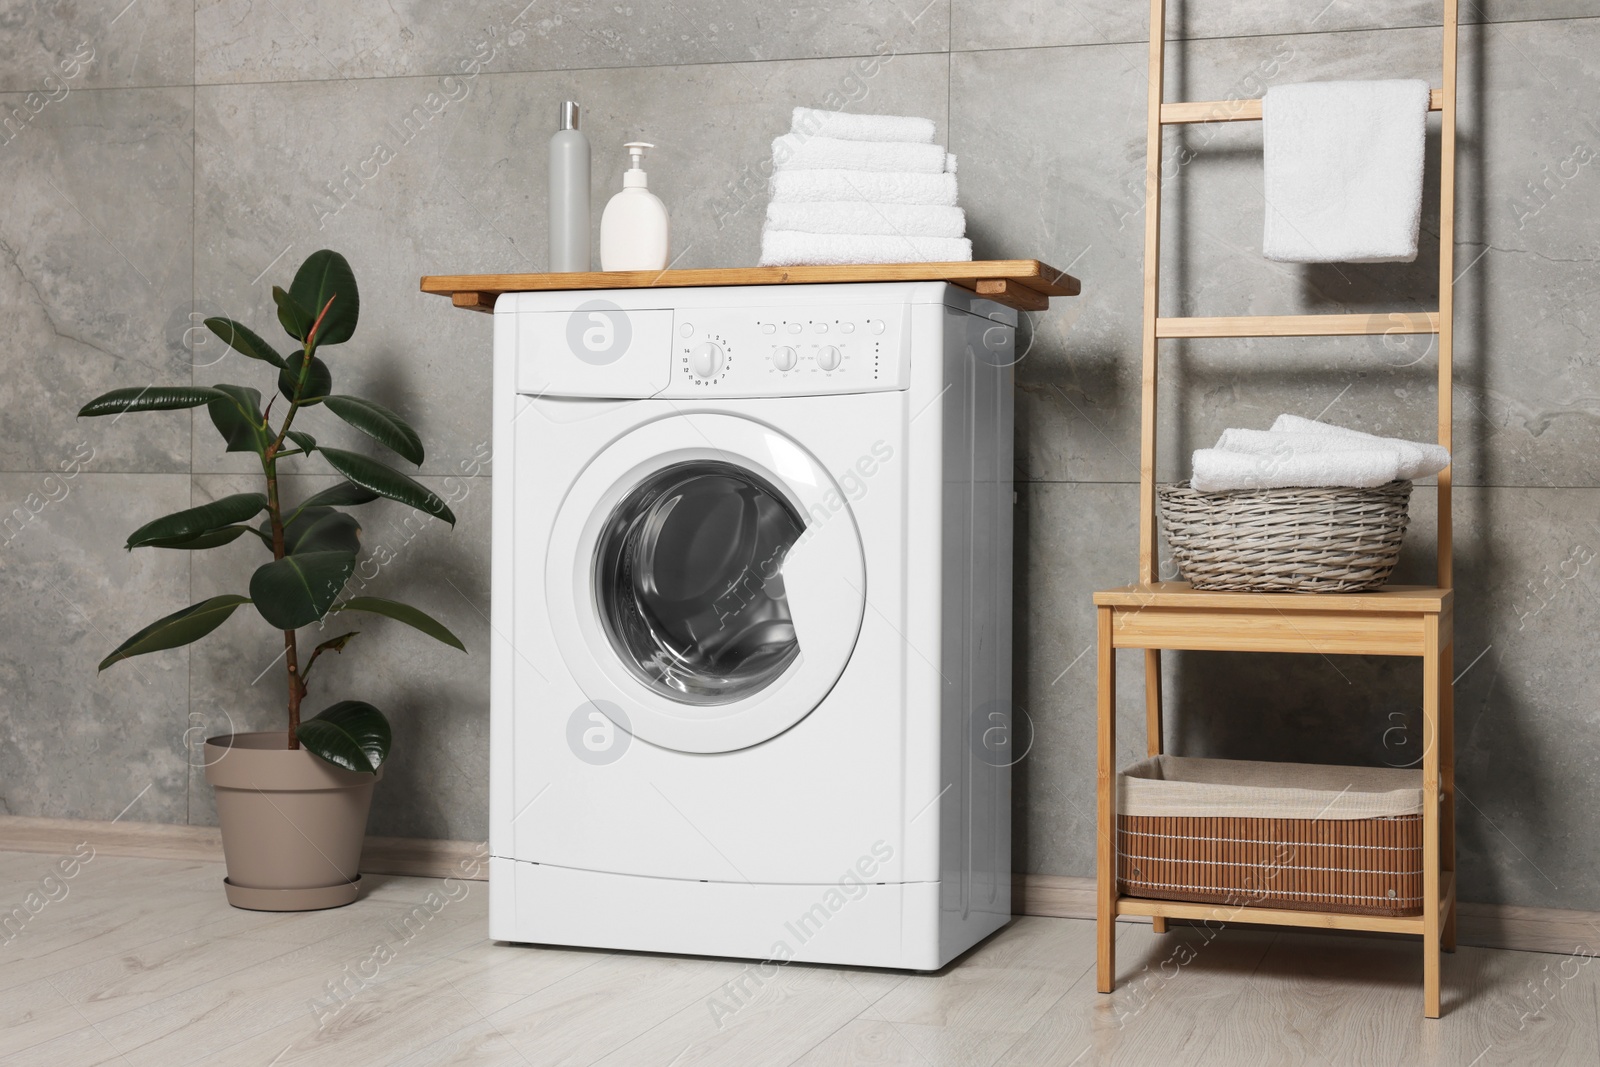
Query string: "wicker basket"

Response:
xmin=1157 ymin=481 xmax=1411 ymax=593
xmin=1117 ymin=756 xmax=1424 ymax=917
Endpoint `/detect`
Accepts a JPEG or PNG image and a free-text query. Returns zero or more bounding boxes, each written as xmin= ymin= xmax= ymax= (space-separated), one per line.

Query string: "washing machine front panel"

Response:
xmin=546 ymin=412 xmax=868 ymax=753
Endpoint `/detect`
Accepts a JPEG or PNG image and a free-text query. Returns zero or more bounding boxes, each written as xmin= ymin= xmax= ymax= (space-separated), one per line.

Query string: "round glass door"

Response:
xmin=594 ymin=461 xmax=804 ymax=705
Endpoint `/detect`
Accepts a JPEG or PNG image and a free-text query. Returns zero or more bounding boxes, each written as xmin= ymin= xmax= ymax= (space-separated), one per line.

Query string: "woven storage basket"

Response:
xmin=1157 ymin=480 xmax=1412 ymax=593
xmin=1117 ymin=756 xmax=1424 ymax=917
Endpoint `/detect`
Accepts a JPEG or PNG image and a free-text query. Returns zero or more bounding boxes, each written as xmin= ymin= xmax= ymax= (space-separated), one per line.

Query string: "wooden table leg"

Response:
xmin=1145 ymin=648 xmax=1167 ymax=934
xmin=1441 ymin=637 xmax=1457 ymax=953
xmin=1423 ymin=615 xmax=1443 ymax=1018
xmin=1097 ymin=606 xmax=1118 ymax=993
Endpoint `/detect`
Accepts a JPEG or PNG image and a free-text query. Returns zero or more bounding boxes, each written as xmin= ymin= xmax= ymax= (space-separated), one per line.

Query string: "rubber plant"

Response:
xmin=79 ymin=249 xmax=464 ymax=774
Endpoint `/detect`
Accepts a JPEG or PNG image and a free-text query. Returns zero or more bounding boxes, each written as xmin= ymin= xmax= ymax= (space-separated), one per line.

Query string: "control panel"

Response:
xmin=669 ymin=306 xmax=907 ymax=396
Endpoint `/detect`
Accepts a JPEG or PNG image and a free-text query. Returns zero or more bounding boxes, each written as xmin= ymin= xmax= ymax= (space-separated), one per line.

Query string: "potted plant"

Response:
xmin=80 ymin=249 xmax=465 ymax=911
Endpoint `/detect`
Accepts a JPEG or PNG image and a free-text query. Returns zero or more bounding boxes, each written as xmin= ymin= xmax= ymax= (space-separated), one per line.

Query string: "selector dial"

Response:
xmin=689 ymin=341 xmax=725 ymax=379
xmin=771 ymin=346 xmax=798 ymax=372
xmin=816 ymin=345 xmax=842 ymax=372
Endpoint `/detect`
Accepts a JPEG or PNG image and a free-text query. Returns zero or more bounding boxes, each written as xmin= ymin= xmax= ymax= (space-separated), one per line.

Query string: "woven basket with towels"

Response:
xmin=1161 ymin=415 xmax=1450 ymax=593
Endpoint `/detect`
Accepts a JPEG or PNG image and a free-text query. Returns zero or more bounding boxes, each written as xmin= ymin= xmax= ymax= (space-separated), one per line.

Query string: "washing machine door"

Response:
xmin=545 ymin=412 xmax=867 ymax=753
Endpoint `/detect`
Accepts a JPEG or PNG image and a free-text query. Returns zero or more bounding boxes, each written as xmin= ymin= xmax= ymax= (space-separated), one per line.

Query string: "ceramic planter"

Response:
xmin=203 ymin=731 xmax=381 ymax=911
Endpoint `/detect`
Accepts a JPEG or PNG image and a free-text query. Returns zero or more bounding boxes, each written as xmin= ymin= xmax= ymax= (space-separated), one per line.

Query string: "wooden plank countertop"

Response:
xmin=419 ymin=260 xmax=1080 ymax=315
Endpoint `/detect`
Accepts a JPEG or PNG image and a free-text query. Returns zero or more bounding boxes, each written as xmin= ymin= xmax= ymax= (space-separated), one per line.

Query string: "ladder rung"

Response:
xmin=1161 ymin=88 xmax=1444 ymax=125
xmin=1156 ymin=313 xmax=1440 ymax=339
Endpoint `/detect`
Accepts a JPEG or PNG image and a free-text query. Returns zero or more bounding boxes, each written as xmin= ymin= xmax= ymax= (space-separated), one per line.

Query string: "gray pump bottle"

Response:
xmin=549 ymin=100 xmax=590 ymax=272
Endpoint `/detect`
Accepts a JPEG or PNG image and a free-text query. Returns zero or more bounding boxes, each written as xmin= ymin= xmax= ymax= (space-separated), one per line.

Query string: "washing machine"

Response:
xmin=488 ymin=281 xmax=1015 ymax=970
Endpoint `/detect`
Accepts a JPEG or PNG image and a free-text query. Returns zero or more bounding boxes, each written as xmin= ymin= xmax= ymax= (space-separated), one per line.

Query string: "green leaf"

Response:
xmin=79 ymin=386 xmax=227 ymax=418
xmin=273 ymin=284 xmax=313 ymax=342
xmin=279 ymin=351 xmax=332 ymax=405
xmin=250 ymin=505 xmax=362 ymax=629
xmin=318 ymin=447 xmax=455 ymax=525
xmin=332 ymin=596 xmax=466 ymax=651
xmin=98 ymin=595 xmax=250 ymax=671
xmin=249 ymin=551 xmax=358 ymax=629
xmin=126 ymin=492 xmax=268 ymax=550
xmin=289 ymin=249 xmax=360 ymax=347
xmin=142 ymin=525 xmax=257 ymax=551
xmin=297 ymin=700 xmax=390 ymax=773
xmin=206 ymin=384 xmax=269 ymax=455
xmin=299 ymin=481 xmax=379 ymax=509
xmin=204 ymin=317 xmax=287 ymax=369
xmin=285 ymin=430 xmax=317 ymax=453
xmin=322 ymin=395 xmax=424 ymax=465
xmin=281 ymin=506 xmax=362 ymax=555
xmin=301 ymin=630 xmax=358 ymax=683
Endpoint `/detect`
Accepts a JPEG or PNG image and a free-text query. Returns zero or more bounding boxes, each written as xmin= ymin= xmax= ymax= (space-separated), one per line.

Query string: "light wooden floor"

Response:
xmin=3 ymin=851 xmax=1597 ymax=1066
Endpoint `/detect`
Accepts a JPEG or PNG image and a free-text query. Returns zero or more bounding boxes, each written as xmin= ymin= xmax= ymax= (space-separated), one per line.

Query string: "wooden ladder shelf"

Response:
xmin=1092 ymin=0 xmax=1459 ymax=1019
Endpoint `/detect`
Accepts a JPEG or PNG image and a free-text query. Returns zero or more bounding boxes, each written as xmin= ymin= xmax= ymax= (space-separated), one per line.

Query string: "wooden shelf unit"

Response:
xmin=1093 ymin=0 xmax=1460 ymax=1019
xmin=420 ymin=260 xmax=1081 ymax=315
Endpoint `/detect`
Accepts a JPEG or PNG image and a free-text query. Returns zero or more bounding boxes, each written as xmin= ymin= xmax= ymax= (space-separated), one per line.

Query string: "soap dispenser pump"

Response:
xmin=599 ymin=141 xmax=670 ymax=271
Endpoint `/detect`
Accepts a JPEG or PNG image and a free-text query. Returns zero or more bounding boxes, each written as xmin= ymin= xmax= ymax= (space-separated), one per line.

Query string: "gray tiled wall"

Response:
xmin=2 ymin=3 xmax=1595 ymax=912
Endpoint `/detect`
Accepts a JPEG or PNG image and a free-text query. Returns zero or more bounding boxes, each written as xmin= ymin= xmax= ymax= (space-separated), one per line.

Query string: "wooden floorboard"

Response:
xmin=3 ymin=851 xmax=1598 ymax=1066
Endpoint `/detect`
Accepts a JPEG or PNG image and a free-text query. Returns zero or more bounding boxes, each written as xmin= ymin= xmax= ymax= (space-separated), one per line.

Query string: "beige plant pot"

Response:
xmin=203 ymin=731 xmax=381 ymax=911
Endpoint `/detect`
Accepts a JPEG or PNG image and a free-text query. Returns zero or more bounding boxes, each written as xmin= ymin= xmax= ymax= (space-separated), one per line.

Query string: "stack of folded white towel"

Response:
xmin=1190 ymin=415 xmax=1450 ymax=492
xmin=759 ymin=108 xmax=970 ymax=266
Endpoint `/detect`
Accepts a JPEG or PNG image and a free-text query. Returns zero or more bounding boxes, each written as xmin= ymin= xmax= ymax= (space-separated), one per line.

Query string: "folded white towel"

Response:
xmin=759 ymin=229 xmax=973 ymax=266
xmin=1267 ymin=415 xmax=1450 ymax=479
xmin=1191 ymin=447 xmax=1404 ymax=492
xmin=1262 ymin=79 xmax=1430 ymax=263
xmin=769 ymin=169 xmax=960 ymax=206
xmin=765 ymin=201 xmax=966 ymax=239
xmin=790 ymin=107 xmax=936 ymax=144
xmin=772 ymin=134 xmax=949 ymax=174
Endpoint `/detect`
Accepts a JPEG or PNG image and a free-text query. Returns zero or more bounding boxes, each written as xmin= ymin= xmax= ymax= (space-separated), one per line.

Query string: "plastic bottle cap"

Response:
xmin=623 ymin=142 xmax=654 ymax=187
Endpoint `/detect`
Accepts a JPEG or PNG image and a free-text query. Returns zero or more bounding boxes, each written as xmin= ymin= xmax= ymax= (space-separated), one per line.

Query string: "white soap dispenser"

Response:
xmin=599 ymin=142 xmax=670 ymax=271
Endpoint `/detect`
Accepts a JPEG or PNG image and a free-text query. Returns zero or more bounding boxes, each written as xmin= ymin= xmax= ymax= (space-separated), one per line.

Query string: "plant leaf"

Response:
xmin=318 ymin=447 xmax=455 ymax=525
xmin=285 ymin=430 xmax=317 ymax=453
xmin=204 ymin=317 xmax=287 ymax=369
xmin=289 ymin=249 xmax=360 ymax=347
xmin=322 ymin=395 xmax=424 ymax=465
xmin=98 ymin=595 xmax=251 ymax=671
xmin=126 ymin=492 xmax=268 ymax=550
xmin=142 ymin=525 xmax=257 ymax=551
xmin=279 ymin=350 xmax=332 ymax=405
xmin=79 ymin=386 xmax=227 ymax=418
xmin=206 ymin=384 xmax=269 ymax=455
xmin=281 ymin=506 xmax=362 ymax=555
xmin=299 ymin=481 xmax=379 ymax=509
xmin=332 ymin=596 xmax=466 ymax=651
xmin=297 ymin=700 xmax=390 ymax=773
xmin=273 ymin=284 xmax=313 ymax=342
xmin=249 ymin=550 xmax=358 ymax=629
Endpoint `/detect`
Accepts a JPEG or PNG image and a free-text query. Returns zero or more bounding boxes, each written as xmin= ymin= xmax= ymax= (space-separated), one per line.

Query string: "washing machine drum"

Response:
xmin=546 ymin=413 xmax=868 ymax=754
xmin=595 ymin=461 xmax=802 ymax=705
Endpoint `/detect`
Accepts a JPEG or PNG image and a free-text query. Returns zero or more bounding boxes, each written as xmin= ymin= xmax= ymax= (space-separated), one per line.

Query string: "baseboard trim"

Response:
xmin=4 ymin=817 xmax=1595 ymax=956
xmin=0 ymin=815 xmax=488 ymax=882
xmin=1015 ymin=873 xmax=1600 ymax=956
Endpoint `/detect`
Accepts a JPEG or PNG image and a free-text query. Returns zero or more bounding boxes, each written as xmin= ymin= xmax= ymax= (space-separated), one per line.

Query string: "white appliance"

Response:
xmin=488 ymin=281 xmax=1016 ymax=969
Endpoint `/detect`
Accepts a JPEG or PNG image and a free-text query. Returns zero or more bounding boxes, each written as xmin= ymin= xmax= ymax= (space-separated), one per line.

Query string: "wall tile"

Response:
xmin=183 ymin=472 xmax=489 ymax=841
xmin=0 ymin=472 xmax=191 ymax=824
xmin=0 ymin=0 xmax=194 ymax=92
xmin=957 ymin=22 xmax=1600 ymax=489
xmin=195 ymin=0 xmax=949 ymax=85
xmin=0 ymin=86 xmax=193 ymax=474
xmin=951 ymin=1 xmax=1596 ymax=52
xmin=191 ymin=52 xmax=949 ymax=477
xmin=1015 ymin=479 xmax=1600 ymax=912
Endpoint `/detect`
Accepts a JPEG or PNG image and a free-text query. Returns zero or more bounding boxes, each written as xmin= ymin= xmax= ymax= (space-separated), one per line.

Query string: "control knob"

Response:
xmin=689 ymin=341 xmax=725 ymax=379
xmin=816 ymin=345 xmax=842 ymax=372
xmin=771 ymin=346 xmax=798 ymax=372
